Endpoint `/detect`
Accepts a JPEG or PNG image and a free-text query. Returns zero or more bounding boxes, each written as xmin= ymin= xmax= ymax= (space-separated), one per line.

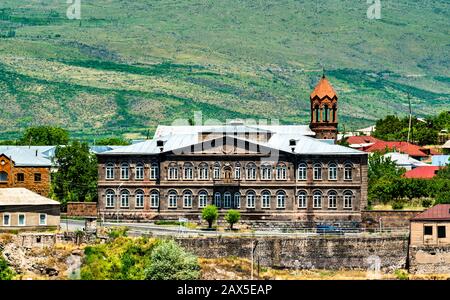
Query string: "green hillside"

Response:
xmin=0 ymin=0 xmax=449 ymax=140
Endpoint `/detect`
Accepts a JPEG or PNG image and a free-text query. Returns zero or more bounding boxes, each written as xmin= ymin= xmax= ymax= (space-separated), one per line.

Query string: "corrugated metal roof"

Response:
xmin=411 ymin=204 xmax=450 ymax=221
xmin=0 ymin=188 xmax=60 ymax=206
xmin=0 ymin=148 xmax=52 ymax=167
xmin=404 ymin=166 xmax=441 ymax=179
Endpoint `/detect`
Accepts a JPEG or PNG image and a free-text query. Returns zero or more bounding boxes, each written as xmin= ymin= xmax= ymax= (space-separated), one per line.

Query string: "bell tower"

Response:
xmin=309 ymin=74 xmax=338 ymax=140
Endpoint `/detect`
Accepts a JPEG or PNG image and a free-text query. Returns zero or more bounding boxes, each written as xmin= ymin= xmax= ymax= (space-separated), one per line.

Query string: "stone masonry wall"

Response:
xmin=361 ymin=210 xmax=422 ymax=229
xmin=409 ymin=246 xmax=450 ymax=274
xmin=175 ymin=235 xmax=409 ymax=271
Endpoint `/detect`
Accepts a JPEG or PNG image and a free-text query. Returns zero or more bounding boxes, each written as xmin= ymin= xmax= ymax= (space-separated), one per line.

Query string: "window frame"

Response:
xmin=183 ymin=191 xmax=193 ymax=208
xmin=183 ymin=163 xmax=194 ymax=180
xmin=34 ymin=173 xmax=42 ymax=182
xmin=313 ymin=163 xmax=322 ymax=180
xmin=168 ymin=164 xmax=179 ymax=180
xmin=168 ymin=191 xmax=178 ymax=208
xmin=18 ymin=213 xmax=26 ymax=226
xmin=135 ymin=190 xmax=145 ymax=208
xmin=2 ymin=213 xmax=11 ymax=226
xmin=223 ymin=192 xmax=232 ymax=208
xmin=105 ymin=163 xmax=114 ymax=180
xmin=261 ymin=191 xmax=271 ymax=209
xmin=297 ymin=163 xmax=307 ymax=181
xmin=328 ymin=163 xmax=337 ymax=180
xmin=343 ymin=191 xmax=353 ymax=209
xmin=438 ymin=226 xmax=446 ymax=239
xmin=120 ymin=190 xmax=130 ymax=208
xmin=313 ymin=191 xmax=322 ymax=209
xmin=246 ymin=191 xmax=256 ymax=208
xmin=39 ymin=213 xmax=47 ymax=226
xmin=276 ymin=191 xmax=286 ymax=209
xmin=135 ymin=163 xmax=144 ymax=180
xmin=120 ymin=162 xmax=129 ymax=180
xmin=424 ymin=226 xmax=433 ymax=236
xmin=16 ymin=173 xmax=25 ymax=182
xmin=105 ymin=190 xmax=115 ymax=208
xmin=328 ymin=191 xmax=337 ymax=209
xmin=150 ymin=163 xmax=159 ymax=180
xmin=344 ymin=163 xmax=353 ymax=180
xmin=298 ymin=191 xmax=307 ymax=209
xmin=150 ymin=190 xmax=160 ymax=208
xmin=198 ymin=191 xmax=208 ymax=208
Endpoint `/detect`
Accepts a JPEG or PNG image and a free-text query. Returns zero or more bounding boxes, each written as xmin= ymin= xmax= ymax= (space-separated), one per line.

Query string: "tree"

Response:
xmin=95 ymin=137 xmax=130 ymax=146
xmin=202 ymin=205 xmax=218 ymax=229
xmin=144 ymin=240 xmax=200 ymax=280
xmin=435 ymin=192 xmax=450 ymax=204
xmin=225 ymin=210 xmax=241 ymax=229
xmin=368 ymin=152 xmax=405 ymax=184
xmin=52 ymin=141 xmax=98 ymax=208
xmin=436 ymin=164 xmax=450 ymax=180
xmin=19 ymin=126 xmax=69 ymax=145
xmin=0 ymin=254 xmax=14 ymax=280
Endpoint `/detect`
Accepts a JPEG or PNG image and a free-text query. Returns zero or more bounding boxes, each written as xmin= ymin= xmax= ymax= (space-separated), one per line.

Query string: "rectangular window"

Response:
xmin=3 ymin=214 xmax=10 ymax=226
xmin=234 ymin=167 xmax=240 ymax=180
xmin=34 ymin=173 xmax=41 ymax=182
xmin=39 ymin=213 xmax=47 ymax=226
xmin=438 ymin=226 xmax=446 ymax=238
xmin=424 ymin=226 xmax=433 ymax=236
xmin=135 ymin=165 xmax=144 ymax=180
xmin=17 ymin=173 xmax=25 ymax=182
xmin=18 ymin=214 xmax=26 ymax=226
xmin=150 ymin=165 xmax=158 ymax=180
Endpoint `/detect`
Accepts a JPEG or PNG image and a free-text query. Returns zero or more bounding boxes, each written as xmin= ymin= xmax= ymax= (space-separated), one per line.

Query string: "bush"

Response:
xmin=225 ymin=210 xmax=241 ymax=229
xmin=144 ymin=240 xmax=200 ymax=280
xmin=394 ymin=269 xmax=409 ymax=280
xmin=202 ymin=205 xmax=218 ymax=229
xmin=0 ymin=253 xmax=14 ymax=280
xmin=108 ymin=227 xmax=129 ymax=239
xmin=421 ymin=198 xmax=433 ymax=208
xmin=435 ymin=192 xmax=450 ymax=204
xmin=391 ymin=201 xmax=404 ymax=210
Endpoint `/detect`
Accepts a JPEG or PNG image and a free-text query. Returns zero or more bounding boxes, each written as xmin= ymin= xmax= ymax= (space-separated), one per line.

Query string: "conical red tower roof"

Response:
xmin=310 ymin=75 xmax=337 ymax=100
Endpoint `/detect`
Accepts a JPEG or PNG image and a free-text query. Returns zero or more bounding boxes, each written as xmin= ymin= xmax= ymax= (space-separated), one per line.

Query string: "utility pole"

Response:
xmin=407 ymin=95 xmax=412 ymax=143
xmin=251 ymin=240 xmax=254 ymax=280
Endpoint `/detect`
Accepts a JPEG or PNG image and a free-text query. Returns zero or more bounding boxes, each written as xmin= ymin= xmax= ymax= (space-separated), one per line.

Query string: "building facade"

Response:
xmin=0 ymin=149 xmax=52 ymax=196
xmin=96 ymin=77 xmax=368 ymax=225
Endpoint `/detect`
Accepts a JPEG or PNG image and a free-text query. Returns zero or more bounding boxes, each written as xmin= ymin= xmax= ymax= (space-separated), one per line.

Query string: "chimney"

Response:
xmin=157 ymin=140 xmax=165 ymax=152
xmin=289 ymin=139 xmax=296 ymax=152
xmin=35 ymin=150 xmax=38 ymax=157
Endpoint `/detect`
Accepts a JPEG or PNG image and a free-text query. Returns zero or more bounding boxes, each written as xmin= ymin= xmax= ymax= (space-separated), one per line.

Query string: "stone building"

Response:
xmin=96 ymin=76 xmax=368 ymax=225
xmin=0 ymin=188 xmax=60 ymax=231
xmin=410 ymin=204 xmax=450 ymax=246
xmin=0 ymin=148 xmax=52 ymax=196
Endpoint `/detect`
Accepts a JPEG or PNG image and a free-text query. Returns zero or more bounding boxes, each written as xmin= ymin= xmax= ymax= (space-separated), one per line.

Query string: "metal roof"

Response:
xmin=0 ymin=148 xmax=52 ymax=167
xmin=0 ymin=188 xmax=60 ymax=206
xmin=411 ymin=204 xmax=450 ymax=221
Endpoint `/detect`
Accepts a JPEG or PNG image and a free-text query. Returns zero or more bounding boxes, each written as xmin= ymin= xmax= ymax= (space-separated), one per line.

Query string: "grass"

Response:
xmin=0 ymin=0 xmax=449 ymax=140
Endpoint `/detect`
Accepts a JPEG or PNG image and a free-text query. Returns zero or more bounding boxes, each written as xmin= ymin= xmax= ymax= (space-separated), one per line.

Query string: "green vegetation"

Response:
xmin=202 ymin=205 xmax=219 ymax=229
xmin=95 ymin=137 xmax=130 ymax=146
xmin=52 ymin=140 xmax=98 ymax=208
xmin=80 ymin=236 xmax=200 ymax=280
xmin=19 ymin=126 xmax=69 ymax=146
xmin=368 ymin=152 xmax=450 ymax=209
xmin=0 ymin=0 xmax=448 ymax=140
xmin=225 ymin=210 xmax=241 ymax=230
xmin=0 ymin=253 xmax=14 ymax=280
xmin=373 ymin=112 xmax=450 ymax=145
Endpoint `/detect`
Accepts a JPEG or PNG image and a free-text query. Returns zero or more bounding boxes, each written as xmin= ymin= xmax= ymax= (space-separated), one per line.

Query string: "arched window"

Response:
xmin=344 ymin=163 xmax=353 ymax=180
xmin=214 ymin=192 xmax=221 ymax=207
xmin=135 ymin=190 xmax=144 ymax=208
xmin=324 ymin=105 xmax=329 ymax=122
xmin=135 ymin=163 xmax=144 ymax=180
xmin=276 ymin=191 xmax=286 ymax=208
xmin=276 ymin=163 xmax=287 ymax=180
xmin=105 ymin=189 xmax=115 ymax=208
xmin=224 ymin=192 xmax=232 ymax=208
xmin=183 ymin=190 xmax=193 ymax=208
xmin=168 ymin=163 xmax=178 ymax=180
xmin=297 ymin=163 xmax=307 ymax=180
xmin=234 ymin=163 xmax=241 ymax=180
xmin=261 ymin=164 xmax=272 ymax=180
xmin=213 ymin=162 xmax=221 ymax=180
xmin=261 ymin=191 xmax=271 ymax=209
xmin=328 ymin=191 xmax=337 ymax=209
xmin=313 ymin=191 xmax=322 ymax=208
xmin=120 ymin=190 xmax=130 ymax=208
xmin=332 ymin=104 xmax=337 ymax=122
xmin=328 ymin=163 xmax=337 ymax=180
xmin=246 ymin=191 xmax=256 ymax=208
xmin=105 ymin=163 xmax=114 ymax=179
xmin=344 ymin=191 xmax=353 ymax=209
xmin=120 ymin=162 xmax=129 ymax=180
xmin=298 ymin=191 xmax=307 ymax=209
xmin=313 ymin=163 xmax=322 ymax=180
xmin=315 ymin=105 xmax=320 ymax=122
xmin=150 ymin=162 xmax=159 ymax=180
xmin=150 ymin=190 xmax=159 ymax=208
xmin=168 ymin=190 xmax=177 ymax=208
xmin=198 ymin=191 xmax=208 ymax=208
xmin=0 ymin=171 xmax=8 ymax=182
xmin=246 ymin=163 xmax=256 ymax=180
xmin=199 ymin=162 xmax=209 ymax=180
xmin=183 ymin=163 xmax=193 ymax=180
xmin=234 ymin=193 xmax=241 ymax=209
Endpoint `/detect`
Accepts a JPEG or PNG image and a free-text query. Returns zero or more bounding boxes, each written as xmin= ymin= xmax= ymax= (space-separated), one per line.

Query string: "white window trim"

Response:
xmin=183 ymin=193 xmax=193 ymax=208
xmin=18 ymin=213 xmax=26 ymax=226
xmin=313 ymin=164 xmax=322 ymax=181
xmin=135 ymin=192 xmax=145 ymax=208
xmin=328 ymin=193 xmax=337 ymax=209
xmin=3 ymin=213 xmax=11 ymax=226
xmin=198 ymin=192 xmax=208 ymax=208
xmin=150 ymin=192 xmax=160 ymax=208
xmin=246 ymin=193 xmax=256 ymax=208
xmin=328 ymin=164 xmax=337 ymax=181
xmin=150 ymin=164 xmax=159 ymax=180
xmin=120 ymin=192 xmax=130 ymax=208
xmin=261 ymin=193 xmax=271 ymax=209
xmin=135 ymin=164 xmax=144 ymax=180
xmin=344 ymin=164 xmax=353 ymax=181
xmin=344 ymin=193 xmax=353 ymax=209
xmin=313 ymin=193 xmax=322 ymax=208
xmin=105 ymin=163 xmax=114 ymax=180
xmin=39 ymin=213 xmax=47 ymax=226
xmin=168 ymin=193 xmax=177 ymax=208
xmin=277 ymin=194 xmax=286 ymax=208
xmin=105 ymin=192 xmax=115 ymax=208
xmin=298 ymin=193 xmax=307 ymax=209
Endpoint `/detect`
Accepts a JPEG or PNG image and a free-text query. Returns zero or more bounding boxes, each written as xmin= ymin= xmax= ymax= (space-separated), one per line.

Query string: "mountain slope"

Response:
xmin=0 ymin=0 xmax=449 ymax=139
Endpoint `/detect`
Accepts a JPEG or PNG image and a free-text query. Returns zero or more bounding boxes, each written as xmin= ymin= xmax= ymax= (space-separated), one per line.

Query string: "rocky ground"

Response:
xmin=0 ymin=233 xmax=83 ymax=280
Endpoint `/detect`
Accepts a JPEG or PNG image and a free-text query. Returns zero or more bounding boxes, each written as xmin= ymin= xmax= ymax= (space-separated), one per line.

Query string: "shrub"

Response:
xmin=202 ymin=205 xmax=218 ymax=229
xmin=421 ymin=198 xmax=433 ymax=208
xmin=435 ymin=192 xmax=450 ymax=204
xmin=391 ymin=201 xmax=404 ymax=210
xmin=0 ymin=253 xmax=14 ymax=280
xmin=144 ymin=240 xmax=200 ymax=280
xmin=108 ymin=227 xmax=129 ymax=239
xmin=394 ymin=269 xmax=409 ymax=280
xmin=225 ymin=210 xmax=241 ymax=229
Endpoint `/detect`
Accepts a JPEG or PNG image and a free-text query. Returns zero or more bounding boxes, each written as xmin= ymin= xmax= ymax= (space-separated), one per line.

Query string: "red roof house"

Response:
xmin=411 ymin=204 xmax=450 ymax=221
xmin=364 ymin=141 xmax=433 ymax=159
xmin=404 ymin=166 xmax=441 ymax=179
xmin=347 ymin=136 xmax=381 ymax=150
